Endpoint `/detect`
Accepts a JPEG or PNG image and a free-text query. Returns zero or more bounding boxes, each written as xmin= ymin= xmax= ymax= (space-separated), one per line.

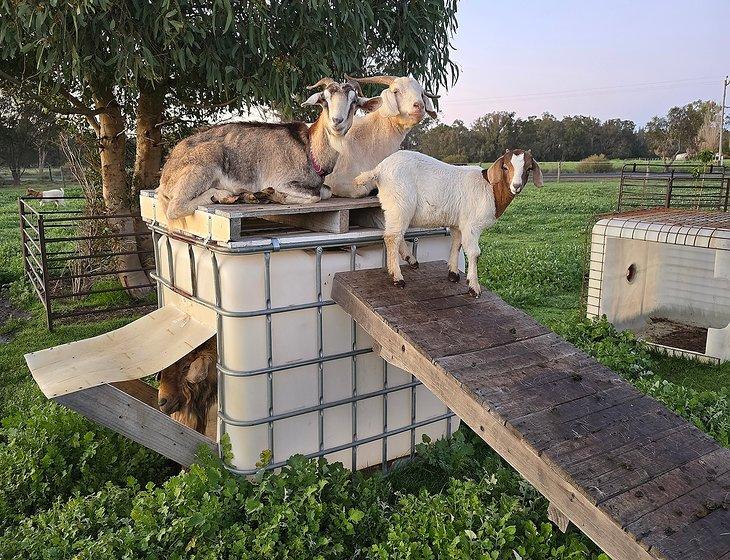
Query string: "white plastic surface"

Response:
xmin=588 ymin=219 xmax=730 ymax=362
xmin=156 ymin=232 xmax=461 ymax=471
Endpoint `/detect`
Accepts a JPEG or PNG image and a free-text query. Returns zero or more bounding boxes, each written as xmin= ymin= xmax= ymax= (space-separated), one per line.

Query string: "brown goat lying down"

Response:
xmin=157 ymin=338 xmax=217 ymax=437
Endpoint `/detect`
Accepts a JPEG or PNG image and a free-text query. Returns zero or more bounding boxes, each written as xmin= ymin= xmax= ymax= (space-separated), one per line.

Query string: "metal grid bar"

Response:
xmin=617 ymin=163 xmax=727 ymax=212
xmin=316 ymin=247 xmax=325 ymax=454
xmin=148 ymin=225 xmax=455 ymax=475
xmin=18 ymin=197 xmax=157 ymax=331
xmin=220 ymin=378 xmax=424 ymax=428
xmin=264 ymin=252 xmax=275 ymax=458
xmin=226 ymin=412 xmax=455 ymax=476
xmin=347 ymin=244 xmax=358 ymax=469
xmin=409 ymin=237 xmax=419 ymax=458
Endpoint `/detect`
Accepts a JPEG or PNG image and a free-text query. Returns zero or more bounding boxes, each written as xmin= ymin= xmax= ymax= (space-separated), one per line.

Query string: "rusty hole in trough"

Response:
xmin=626 ymin=263 xmax=637 ymax=283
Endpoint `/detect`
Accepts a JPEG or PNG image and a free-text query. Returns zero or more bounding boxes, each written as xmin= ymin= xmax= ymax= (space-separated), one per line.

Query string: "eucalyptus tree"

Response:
xmin=0 ymin=0 xmax=459 ymax=294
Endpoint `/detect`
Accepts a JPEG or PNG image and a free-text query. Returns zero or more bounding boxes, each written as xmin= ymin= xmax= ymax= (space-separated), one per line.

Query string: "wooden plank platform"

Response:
xmin=332 ymin=262 xmax=730 ymax=560
xmin=140 ymin=190 xmax=381 ymax=239
xmin=56 ymin=380 xmax=217 ymax=467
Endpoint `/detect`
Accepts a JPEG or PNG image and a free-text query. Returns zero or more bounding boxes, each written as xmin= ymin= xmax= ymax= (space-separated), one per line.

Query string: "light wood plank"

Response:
xmin=208 ymin=195 xmax=379 ymax=218
xmin=25 ymin=306 xmax=216 ymax=398
xmin=263 ymin=209 xmax=349 ymax=233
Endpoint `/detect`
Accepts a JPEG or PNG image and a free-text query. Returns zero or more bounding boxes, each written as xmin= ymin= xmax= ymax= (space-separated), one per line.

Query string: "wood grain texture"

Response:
xmin=208 ymin=195 xmax=379 ymax=218
xmin=55 ymin=381 xmax=217 ymax=467
xmin=141 ymin=191 xmax=380 ymax=236
xmin=332 ymin=261 xmax=730 ymax=560
xmin=262 ymin=209 xmax=348 ymax=233
xmin=25 ymin=306 xmax=216 ymax=398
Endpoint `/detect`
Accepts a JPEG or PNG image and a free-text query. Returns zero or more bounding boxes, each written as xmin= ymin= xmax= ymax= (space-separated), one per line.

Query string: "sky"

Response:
xmin=438 ymin=0 xmax=730 ymax=127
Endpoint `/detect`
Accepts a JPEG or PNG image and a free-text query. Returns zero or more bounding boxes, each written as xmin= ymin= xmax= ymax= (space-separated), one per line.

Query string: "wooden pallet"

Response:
xmin=140 ymin=191 xmax=381 ymax=241
xmin=332 ymin=262 xmax=730 ymax=560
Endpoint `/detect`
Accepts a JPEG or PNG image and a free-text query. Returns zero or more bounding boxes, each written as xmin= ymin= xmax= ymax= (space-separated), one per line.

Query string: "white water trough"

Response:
xmin=587 ymin=209 xmax=730 ymax=363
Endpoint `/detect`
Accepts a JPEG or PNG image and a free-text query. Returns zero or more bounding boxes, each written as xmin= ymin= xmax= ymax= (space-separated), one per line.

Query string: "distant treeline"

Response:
xmin=405 ymin=100 xmax=726 ymax=163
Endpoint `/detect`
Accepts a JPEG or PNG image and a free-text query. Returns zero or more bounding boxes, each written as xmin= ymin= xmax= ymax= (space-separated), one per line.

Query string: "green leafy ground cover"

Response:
xmin=0 ymin=174 xmax=727 ymax=558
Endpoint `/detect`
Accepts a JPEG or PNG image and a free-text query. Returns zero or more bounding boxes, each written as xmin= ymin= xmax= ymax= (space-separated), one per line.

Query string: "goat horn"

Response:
xmin=346 ymin=75 xmax=397 ymax=87
xmin=343 ymin=74 xmax=363 ymax=95
xmin=306 ymin=77 xmax=335 ymax=90
xmin=423 ymin=91 xmax=440 ymax=99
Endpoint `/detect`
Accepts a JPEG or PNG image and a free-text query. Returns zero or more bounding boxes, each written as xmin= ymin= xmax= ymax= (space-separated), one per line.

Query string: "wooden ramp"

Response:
xmin=332 ymin=262 xmax=730 ymax=560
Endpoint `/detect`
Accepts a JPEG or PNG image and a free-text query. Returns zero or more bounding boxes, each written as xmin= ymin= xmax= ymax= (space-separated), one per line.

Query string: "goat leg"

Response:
xmin=384 ymin=233 xmax=405 ymax=287
xmin=448 ymin=227 xmax=462 ymax=282
xmin=398 ymin=240 xmax=419 ymax=269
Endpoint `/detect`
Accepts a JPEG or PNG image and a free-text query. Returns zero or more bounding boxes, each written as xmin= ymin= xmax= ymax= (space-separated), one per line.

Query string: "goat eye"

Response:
xmin=392 ymin=88 xmax=398 ymax=94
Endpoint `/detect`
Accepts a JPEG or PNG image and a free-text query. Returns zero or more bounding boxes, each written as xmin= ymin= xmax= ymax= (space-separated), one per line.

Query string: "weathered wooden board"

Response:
xmin=25 ymin=306 xmax=216 ymax=398
xmin=209 ymin=196 xmax=379 ymax=218
xmin=140 ymin=191 xmax=381 ymax=237
xmin=263 ymin=209 xmax=349 ymax=234
xmin=55 ymin=380 xmax=217 ymax=467
xmin=332 ymin=261 xmax=730 ymax=560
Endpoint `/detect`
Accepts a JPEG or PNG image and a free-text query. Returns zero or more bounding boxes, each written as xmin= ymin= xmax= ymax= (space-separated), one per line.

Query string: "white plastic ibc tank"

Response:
xmin=156 ymin=232 xmax=460 ymax=473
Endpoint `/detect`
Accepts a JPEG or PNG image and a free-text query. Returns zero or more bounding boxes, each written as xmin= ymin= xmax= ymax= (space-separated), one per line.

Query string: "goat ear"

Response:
xmin=186 ymin=356 xmax=209 ymax=383
xmin=301 ymin=91 xmax=324 ymax=107
xmin=422 ymin=93 xmax=437 ymax=118
xmin=532 ymin=159 xmax=544 ymax=188
xmin=484 ymin=157 xmax=503 ymax=185
xmin=357 ymin=95 xmax=383 ymax=114
xmin=380 ymin=89 xmax=399 ymax=117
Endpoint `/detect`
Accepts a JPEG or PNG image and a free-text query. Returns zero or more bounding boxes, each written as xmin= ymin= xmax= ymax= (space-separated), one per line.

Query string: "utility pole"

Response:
xmin=719 ymin=76 xmax=729 ymax=165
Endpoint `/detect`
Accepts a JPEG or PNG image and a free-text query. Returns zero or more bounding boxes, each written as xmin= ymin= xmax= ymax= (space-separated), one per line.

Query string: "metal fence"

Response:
xmin=617 ymin=163 xmax=728 ymax=212
xmin=18 ymin=195 xmax=156 ymax=330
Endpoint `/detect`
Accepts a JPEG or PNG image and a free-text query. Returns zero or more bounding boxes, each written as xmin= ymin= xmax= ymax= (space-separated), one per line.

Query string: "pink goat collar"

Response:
xmin=309 ymin=149 xmax=326 ymax=178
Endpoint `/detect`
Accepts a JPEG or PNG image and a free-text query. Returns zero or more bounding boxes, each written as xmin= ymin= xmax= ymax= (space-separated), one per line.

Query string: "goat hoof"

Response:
xmin=368 ymin=188 xmax=379 ymax=197
xmin=406 ymin=258 xmax=419 ymax=270
xmin=394 ymin=279 xmax=406 ymax=289
xmin=468 ymin=287 xmax=481 ymax=298
xmin=213 ymin=194 xmax=240 ymax=204
xmin=448 ymin=271 xmax=460 ymax=283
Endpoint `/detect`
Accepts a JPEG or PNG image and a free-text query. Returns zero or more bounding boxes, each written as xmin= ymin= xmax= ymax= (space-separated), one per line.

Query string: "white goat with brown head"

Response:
xmin=354 ymin=149 xmax=543 ymax=296
xmin=324 ymin=74 xmax=437 ymax=198
xmin=157 ymin=338 xmax=217 ymax=436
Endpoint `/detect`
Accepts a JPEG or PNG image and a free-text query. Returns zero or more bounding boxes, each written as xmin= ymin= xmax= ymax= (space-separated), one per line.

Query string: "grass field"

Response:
xmin=0 ymin=171 xmax=727 ymax=558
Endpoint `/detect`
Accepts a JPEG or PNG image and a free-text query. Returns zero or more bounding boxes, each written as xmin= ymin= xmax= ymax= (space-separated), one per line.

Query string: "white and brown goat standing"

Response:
xmin=354 ymin=149 xmax=543 ymax=296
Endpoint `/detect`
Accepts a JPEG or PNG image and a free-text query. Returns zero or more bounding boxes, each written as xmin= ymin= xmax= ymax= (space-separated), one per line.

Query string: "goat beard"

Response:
xmin=171 ymin=377 xmax=217 ymax=434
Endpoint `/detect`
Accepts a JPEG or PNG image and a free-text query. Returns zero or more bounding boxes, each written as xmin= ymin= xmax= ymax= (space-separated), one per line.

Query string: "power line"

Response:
xmin=445 ymin=76 xmax=722 ymax=105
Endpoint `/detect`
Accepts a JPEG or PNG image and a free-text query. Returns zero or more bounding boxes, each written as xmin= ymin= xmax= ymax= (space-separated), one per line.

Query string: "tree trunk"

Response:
xmin=131 ymin=85 xmax=165 ymax=263
xmin=38 ymin=147 xmax=46 ymax=174
xmin=94 ymin=89 xmax=152 ymax=298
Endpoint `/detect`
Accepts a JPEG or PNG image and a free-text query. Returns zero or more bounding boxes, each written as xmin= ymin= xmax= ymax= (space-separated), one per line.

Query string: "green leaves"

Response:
xmin=0 ymin=401 xmax=174 ymax=530
xmin=1 ymin=0 xmax=459 ymax=120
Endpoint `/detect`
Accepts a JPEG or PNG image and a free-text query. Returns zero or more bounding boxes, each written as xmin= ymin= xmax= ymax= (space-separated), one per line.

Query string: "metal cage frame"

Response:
xmin=18 ymin=196 xmax=156 ymax=330
xmin=147 ymin=222 xmax=456 ymax=475
xmin=617 ymin=163 xmax=728 ymax=212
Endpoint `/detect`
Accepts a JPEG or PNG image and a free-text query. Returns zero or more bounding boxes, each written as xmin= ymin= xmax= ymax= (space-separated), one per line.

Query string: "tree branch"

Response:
xmin=0 ymin=70 xmax=110 ymax=118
